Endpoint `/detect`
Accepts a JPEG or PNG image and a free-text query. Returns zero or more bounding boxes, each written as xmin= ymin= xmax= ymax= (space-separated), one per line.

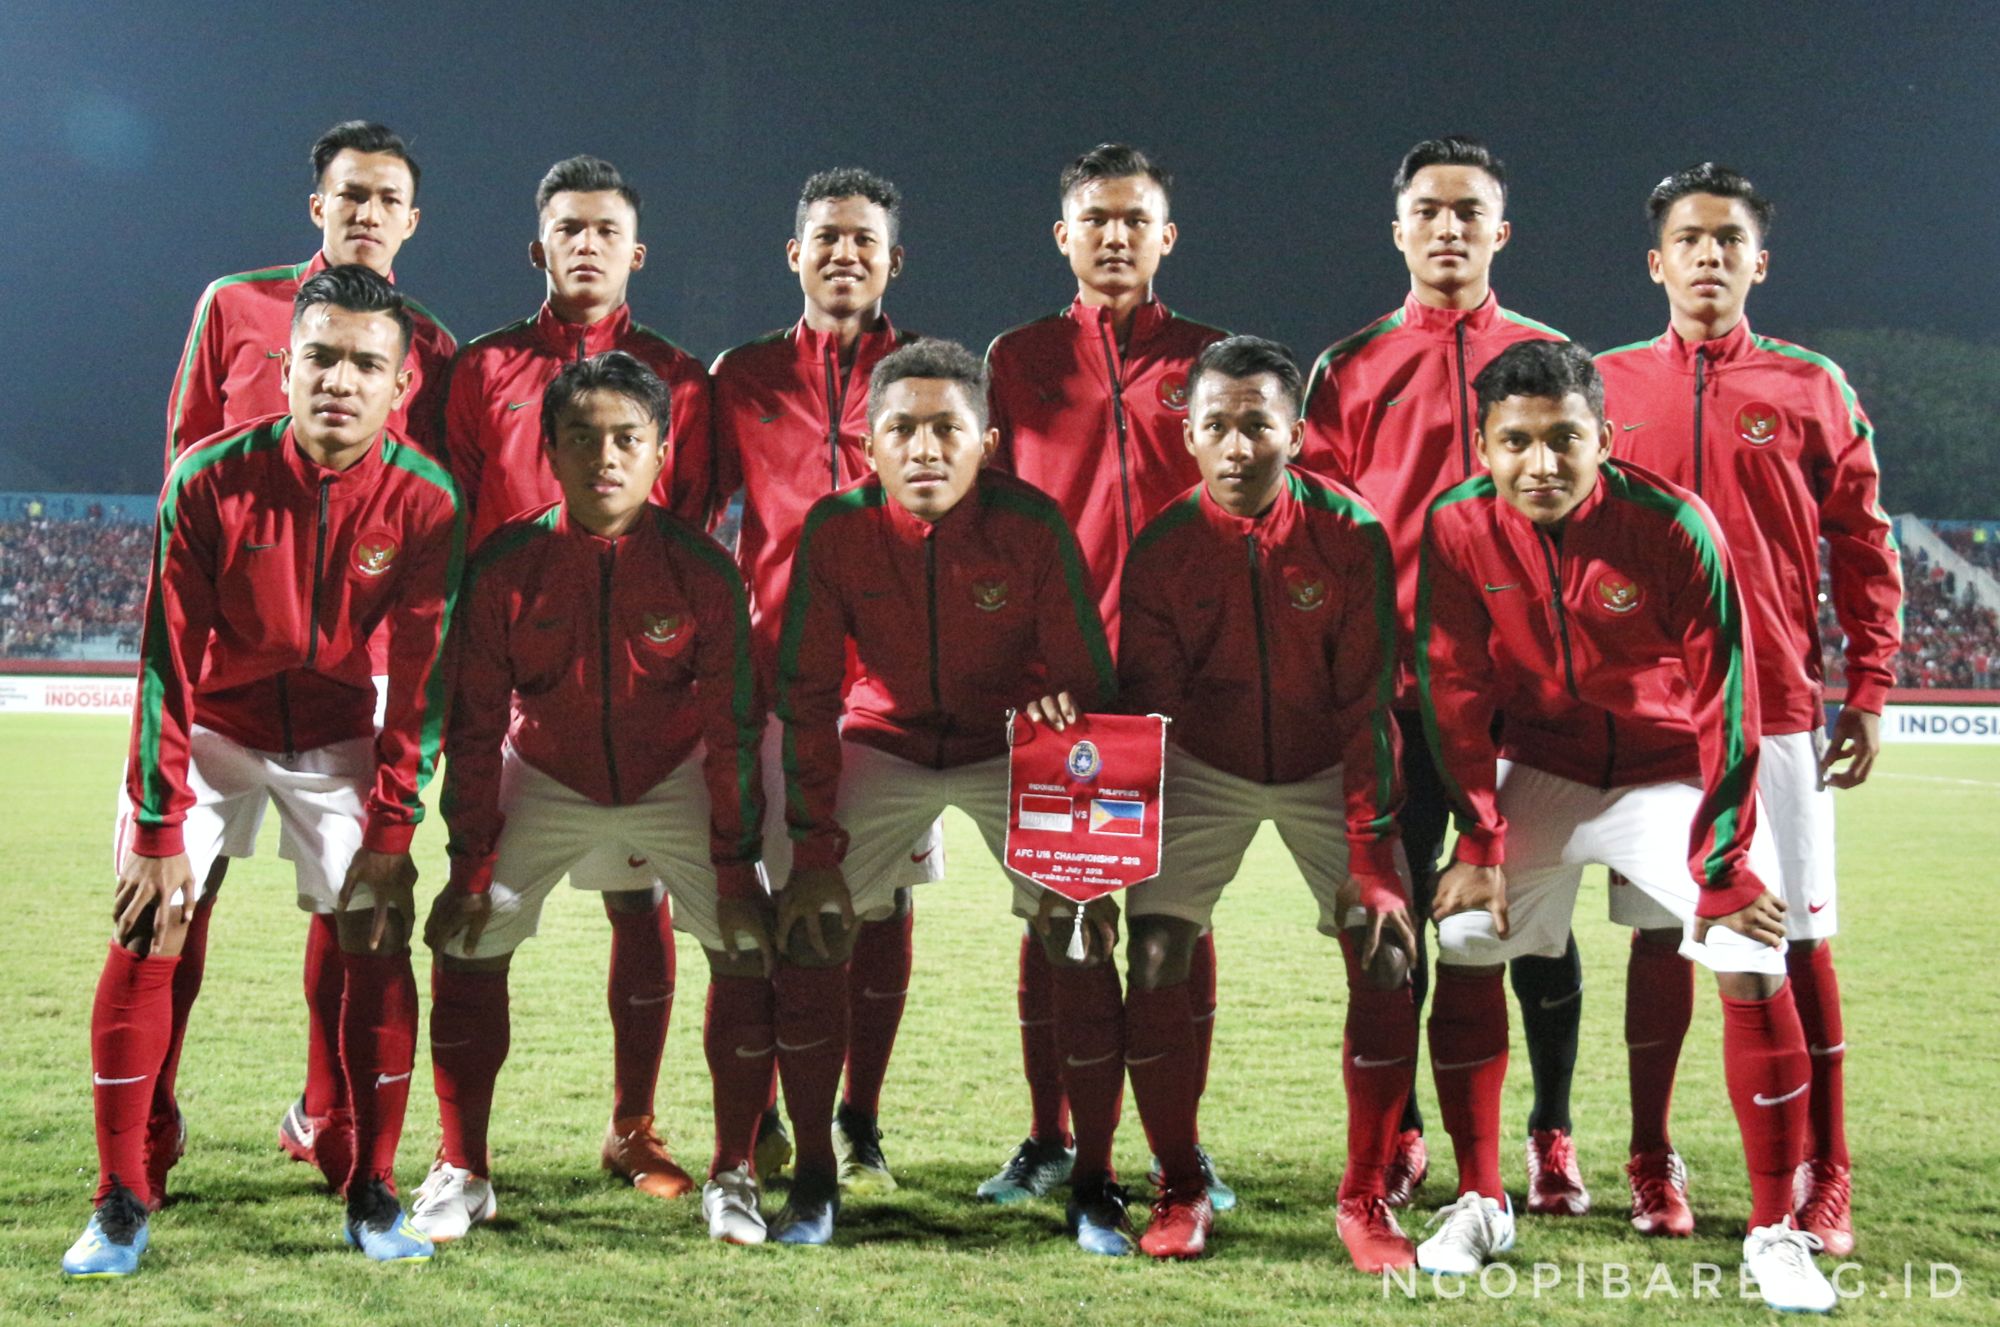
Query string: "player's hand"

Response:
xmin=1432 ymin=860 xmax=1509 ymax=939
xmin=777 ymin=866 xmax=854 ymax=963
xmin=1818 ymin=708 xmax=1881 ymax=789
xmin=717 ymin=895 xmax=778 ymax=977
xmin=1017 ymin=691 xmax=1080 ymax=736
xmin=1031 ymin=890 xmax=1121 ymax=963
xmin=423 ymin=885 xmax=492 ymax=954
xmin=339 ymin=849 xmax=419 ymax=952
xmin=114 ymin=850 xmax=196 ymax=943
xmin=1694 ymin=889 xmax=1788 ymax=950
xmin=1357 ymin=903 xmax=1419 ymax=975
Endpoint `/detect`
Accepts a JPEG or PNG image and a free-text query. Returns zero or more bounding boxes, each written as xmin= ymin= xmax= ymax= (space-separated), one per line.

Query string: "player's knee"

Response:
xmin=884 ymin=886 xmax=913 ymax=920
xmin=1126 ymin=915 xmax=1198 ymax=990
xmin=437 ymin=951 xmax=510 ymax=975
xmin=703 ymin=946 xmax=767 ymax=981
xmin=1714 ymin=969 xmax=1784 ymax=1001
xmin=1036 ymin=923 xmax=1104 ymax=971
xmin=779 ymin=915 xmax=857 ymax=968
xmin=335 ymin=907 xmax=411 ymax=956
xmin=1635 ymin=926 xmax=1681 ymax=950
xmin=1787 ymin=936 xmax=1822 ymax=956
xmin=603 ymin=884 xmax=664 ymax=916
xmin=201 ymin=855 xmax=229 ymax=899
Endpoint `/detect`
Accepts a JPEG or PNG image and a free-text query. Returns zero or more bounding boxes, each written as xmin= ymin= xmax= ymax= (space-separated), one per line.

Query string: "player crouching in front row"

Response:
xmin=1413 ymin=341 xmax=1835 ymax=1313
xmin=765 ymin=339 xmax=1122 ymax=1248
xmin=416 ymin=352 xmax=774 ymax=1245
xmin=1117 ymin=336 xmax=1418 ymax=1264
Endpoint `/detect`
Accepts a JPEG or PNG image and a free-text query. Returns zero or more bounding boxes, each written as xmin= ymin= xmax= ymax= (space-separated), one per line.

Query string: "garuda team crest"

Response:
xmin=1157 ymin=373 xmax=1190 ymax=412
xmin=1595 ymin=573 xmax=1643 ymax=616
xmin=1283 ymin=566 xmax=1327 ymax=612
xmin=1066 ymin=739 xmax=1102 ymax=781
xmin=352 ymin=535 xmax=399 ymax=578
xmin=1736 ymin=401 xmax=1780 ymax=447
xmin=971 ymin=577 xmax=1010 ymax=612
xmin=642 ymin=610 xmax=692 ymax=652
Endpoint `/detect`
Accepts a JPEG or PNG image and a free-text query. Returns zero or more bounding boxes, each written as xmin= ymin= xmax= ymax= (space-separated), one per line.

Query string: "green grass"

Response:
xmin=2 ymin=716 xmax=1996 ymax=1324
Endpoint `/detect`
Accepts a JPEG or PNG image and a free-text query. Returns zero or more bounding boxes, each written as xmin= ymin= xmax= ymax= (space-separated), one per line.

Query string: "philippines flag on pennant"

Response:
xmin=1088 ymin=798 xmax=1144 ymax=835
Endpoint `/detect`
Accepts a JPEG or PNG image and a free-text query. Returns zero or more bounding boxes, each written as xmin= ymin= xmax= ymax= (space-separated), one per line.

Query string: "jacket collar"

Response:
xmin=304 ymin=250 xmax=396 ymax=285
xmin=1652 ymin=315 xmax=1756 ymax=372
xmin=1493 ymin=462 xmax=1610 ymax=538
xmin=552 ymin=500 xmax=660 ymax=555
xmin=533 ymin=300 xmax=633 ymax=359
xmin=793 ymin=311 xmax=901 ymax=364
xmin=1399 ymin=289 xmax=1503 ymax=337
xmin=1067 ymin=293 xmax=1172 ymax=347
xmin=1196 ymin=469 xmax=1299 ymax=540
xmin=280 ymin=418 xmax=388 ymax=501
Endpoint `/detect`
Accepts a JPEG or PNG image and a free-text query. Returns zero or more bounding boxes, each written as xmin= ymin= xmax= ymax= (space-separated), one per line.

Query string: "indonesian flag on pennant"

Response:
xmin=1005 ymin=711 xmax=1169 ymax=959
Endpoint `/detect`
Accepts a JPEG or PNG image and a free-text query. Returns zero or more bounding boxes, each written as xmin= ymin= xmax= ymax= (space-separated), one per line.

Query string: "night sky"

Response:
xmin=3 ymin=0 xmax=1992 ymax=493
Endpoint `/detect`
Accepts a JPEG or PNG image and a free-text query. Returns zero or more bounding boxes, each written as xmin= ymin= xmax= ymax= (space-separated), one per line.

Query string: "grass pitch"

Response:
xmin=1 ymin=715 xmax=1995 ymax=1324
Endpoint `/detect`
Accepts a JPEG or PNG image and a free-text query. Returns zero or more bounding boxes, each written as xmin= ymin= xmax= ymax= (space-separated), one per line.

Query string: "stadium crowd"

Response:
xmin=1821 ymin=546 xmax=2000 ymax=690
xmin=0 ymin=515 xmax=148 ymax=658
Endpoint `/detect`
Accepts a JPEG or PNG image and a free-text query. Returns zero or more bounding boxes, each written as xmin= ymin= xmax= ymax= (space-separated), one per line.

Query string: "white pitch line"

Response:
xmin=1877 ymin=772 xmax=2000 ymax=790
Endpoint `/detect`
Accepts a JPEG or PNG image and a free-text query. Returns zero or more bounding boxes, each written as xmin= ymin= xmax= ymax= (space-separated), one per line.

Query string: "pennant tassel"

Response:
xmin=1067 ymin=906 xmax=1087 ymax=963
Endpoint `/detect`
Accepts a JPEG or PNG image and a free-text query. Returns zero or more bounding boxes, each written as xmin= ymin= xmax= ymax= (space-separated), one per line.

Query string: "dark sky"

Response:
xmin=3 ymin=0 xmax=1993 ymax=492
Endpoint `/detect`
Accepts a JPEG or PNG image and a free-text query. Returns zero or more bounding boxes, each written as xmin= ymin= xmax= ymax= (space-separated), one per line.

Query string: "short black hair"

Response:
xmin=1393 ymin=135 xmax=1505 ymax=203
xmin=292 ymin=264 xmax=413 ymax=358
xmin=1188 ymin=336 xmax=1304 ymax=420
xmin=540 ymin=350 xmax=673 ymax=450
xmin=1647 ymin=162 xmax=1775 ymax=244
xmin=867 ymin=339 xmax=988 ymax=432
xmin=537 ymin=155 xmax=642 ymax=221
xmin=311 ymin=121 xmax=420 ymax=201
xmin=1473 ymin=340 xmax=1604 ymax=430
xmin=795 ymin=167 xmax=902 ymax=245
xmin=1060 ymin=142 xmax=1173 ymax=213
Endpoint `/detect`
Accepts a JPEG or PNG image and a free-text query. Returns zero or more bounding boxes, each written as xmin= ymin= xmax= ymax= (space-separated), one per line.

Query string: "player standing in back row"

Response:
xmin=1596 ymin=163 xmax=1899 ymax=1253
xmin=1300 ymin=136 xmax=1582 ymax=1214
xmin=983 ymin=144 xmax=1229 ymax=1208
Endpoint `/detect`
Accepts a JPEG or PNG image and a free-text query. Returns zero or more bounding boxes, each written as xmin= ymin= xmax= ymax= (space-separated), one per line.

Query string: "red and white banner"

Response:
xmin=0 ymin=673 xmax=135 ymax=715
xmin=1005 ymin=711 xmax=1168 ymax=913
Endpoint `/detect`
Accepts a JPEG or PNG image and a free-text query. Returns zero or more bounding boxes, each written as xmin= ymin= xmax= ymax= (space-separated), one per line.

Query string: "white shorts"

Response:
xmin=1127 ymin=750 xmax=1411 ymax=935
xmin=1438 ymin=762 xmax=1786 ymax=976
xmin=760 ymin=741 xmax=1043 ymax=923
xmin=756 ymin=717 xmax=946 ymax=894
xmin=114 ymin=726 xmax=375 ymax=915
xmin=434 ymin=746 xmax=740 ymax=960
xmin=1608 ymin=730 xmax=1836 ymax=941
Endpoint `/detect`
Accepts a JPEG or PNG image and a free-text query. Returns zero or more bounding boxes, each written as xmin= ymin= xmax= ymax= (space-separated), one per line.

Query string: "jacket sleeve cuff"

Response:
xmin=788 ymin=830 xmax=847 ymax=873
xmin=1347 ymin=839 xmax=1409 ymax=908
xmin=714 ymin=861 xmax=762 ymax=901
xmin=128 ymin=822 xmax=185 ymax=858
xmin=1450 ymin=823 xmax=1506 ymax=868
xmin=362 ymin=819 xmax=416 ymax=855
xmin=1693 ymin=872 xmax=1770 ymax=919
xmin=448 ymin=855 xmax=495 ymax=896
xmin=1841 ymin=675 xmax=1890 ymax=715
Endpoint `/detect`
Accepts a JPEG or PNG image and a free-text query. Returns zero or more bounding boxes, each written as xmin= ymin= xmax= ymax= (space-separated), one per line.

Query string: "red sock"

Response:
xmin=428 ymin=964 xmax=509 ymax=1174
xmin=1428 ymin=966 xmax=1508 ymax=1199
xmin=605 ymin=897 xmax=676 ymax=1121
xmin=1050 ymin=961 xmax=1125 ymax=1181
xmin=1189 ymin=931 xmax=1217 ymax=1104
xmin=772 ymin=962 xmax=849 ymax=1180
xmin=302 ymin=913 xmax=346 ymax=1117
xmin=340 ymin=951 xmax=418 ymax=1194
xmin=149 ymin=896 xmax=214 ymax=1131
xmin=705 ymin=976 xmax=775 ymax=1177
xmin=1018 ymin=934 xmax=1070 ymax=1146
xmin=1626 ymin=934 xmax=1695 ymax=1155
xmin=1721 ymin=984 xmax=1811 ymax=1228
xmin=843 ymin=907 xmax=913 ymax=1116
xmin=90 ymin=943 xmax=178 ymax=1206
xmin=1123 ymin=980 xmax=1200 ymax=1187
xmin=1786 ymin=944 xmax=1848 ymax=1169
xmin=1338 ymin=933 xmax=1417 ymax=1199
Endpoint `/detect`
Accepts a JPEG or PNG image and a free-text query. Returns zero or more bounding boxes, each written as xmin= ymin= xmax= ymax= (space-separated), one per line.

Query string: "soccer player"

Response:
xmin=65 ymin=266 xmax=462 ymax=1276
xmin=1300 ymin=136 xmax=1582 ymax=1213
xmin=161 ymin=119 xmax=456 ymax=1199
xmin=1117 ymin=337 xmax=1416 ymax=1266
xmin=983 ymin=143 xmax=1229 ymax=1207
xmin=414 ymin=352 xmax=770 ymax=1244
xmin=1596 ymin=164 xmax=1898 ymax=1253
xmin=711 ymin=168 xmax=942 ymax=1193
xmin=1412 ymin=340 xmax=1835 ymax=1314
xmin=438 ymin=155 xmax=715 ymax=1194
xmin=767 ymin=339 xmax=1119 ymax=1249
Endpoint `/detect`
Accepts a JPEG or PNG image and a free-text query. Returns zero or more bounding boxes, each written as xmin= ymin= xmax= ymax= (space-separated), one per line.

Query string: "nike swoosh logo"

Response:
xmin=861 ymin=589 xmax=889 ymax=600
xmin=1384 ymin=397 xmax=1404 ymax=407
xmin=775 ymin=1036 xmax=830 ymax=1053
xmin=506 ymin=401 xmax=533 ymax=411
xmin=627 ymin=992 xmax=671 ymax=1007
xmin=1621 ymin=422 xmax=1647 ymax=432
xmin=734 ymin=1043 xmax=774 ymax=1059
xmin=265 ymin=350 xmax=284 ymax=359
xmin=760 ymin=414 xmax=779 ymax=424
xmin=431 ymin=1038 xmax=473 ymax=1050
xmin=1124 ymin=1051 xmax=1168 ymax=1067
xmin=1625 ymin=1038 xmax=1673 ymax=1050
xmin=909 ymin=848 xmax=933 ymax=865
xmin=628 ymin=855 xmax=650 ymax=869
xmin=245 ymin=543 xmax=278 ymax=552
xmin=1432 ymin=1055 xmax=1500 ymax=1072
xmin=1483 ymin=583 xmax=1518 ymax=593
xmin=1809 ymin=1042 xmax=1846 ymax=1057
xmin=1752 ymin=1082 xmax=1809 ymax=1107
xmin=1065 ymin=1051 xmax=1118 ymax=1068
xmin=375 ymin=1071 xmax=412 ymax=1088
xmin=93 ymin=1073 xmax=147 ymax=1086
xmin=1538 ymin=989 xmax=1582 ymax=1010
xmin=1808 ymin=899 xmax=1828 ymax=914
xmin=1351 ymin=1055 xmax=1409 ymax=1069
xmin=860 ymin=987 xmax=908 ymax=1001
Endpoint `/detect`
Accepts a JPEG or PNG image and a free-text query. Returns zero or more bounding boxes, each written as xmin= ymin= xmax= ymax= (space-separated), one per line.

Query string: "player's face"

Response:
xmin=534 ymin=191 xmax=646 ymax=312
xmin=1393 ymin=164 xmax=1510 ymax=296
xmin=1476 ymin=391 xmax=1612 ymax=527
xmin=281 ymin=304 xmax=411 ymax=453
xmin=309 ymin=150 xmax=420 ymax=275
xmin=1184 ymin=372 xmax=1302 ymax=519
xmin=866 ymin=377 xmax=996 ymax=523
xmin=1055 ymin=175 xmax=1177 ymax=299
xmin=788 ymin=196 xmax=901 ymax=320
xmin=1649 ymin=192 xmax=1769 ymax=331
xmin=545 ymin=389 xmax=666 ymax=537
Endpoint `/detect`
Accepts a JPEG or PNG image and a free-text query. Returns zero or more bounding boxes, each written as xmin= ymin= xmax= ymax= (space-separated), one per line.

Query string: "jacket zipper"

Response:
xmin=1601 ymin=712 xmax=1618 ymax=790
xmin=598 ymin=546 xmax=624 ymax=803
xmin=824 ymin=347 xmax=846 ymax=490
xmin=1455 ymin=322 xmax=1473 ymax=477
xmin=1535 ymin=530 xmax=1579 ymax=698
xmin=576 ymin=328 xmax=587 ymax=364
xmin=305 ymin=479 xmax=331 ymax=668
xmin=1097 ymin=323 xmax=1137 ymax=546
xmin=925 ymin=536 xmax=944 ymax=768
xmin=1245 ymin=535 xmax=1275 ymax=782
xmin=1692 ymin=350 xmax=1706 ymax=495
xmin=277 ymin=674 xmax=294 ymax=757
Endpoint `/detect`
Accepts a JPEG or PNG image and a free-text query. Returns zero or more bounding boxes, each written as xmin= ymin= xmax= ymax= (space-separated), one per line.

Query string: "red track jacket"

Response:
xmin=1416 ymin=461 xmax=1766 ymax=917
xmin=165 ymin=251 xmax=455 ymax=468
xmin=776 ymin=471 xmax=1116 ymax=870
xmin=440 ymin=502 xmax=763 ymax=898
xmin=1301 ymin=292 xmax=1564 ymax=702
xmin=443 ymin=302 xmax=712 ymax=549
xmin=127 ymin=415 xmax=463 ymax=858
xmin=985 ymin=296 xmax=1226 ymax=641
xmin=1120 ymin=470 xmax=1405 ymax=908
xmin=711 ymin=315 xmax=919 ymax=671
xmin=1597 ymin=319 xmax=1902 ymax=728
